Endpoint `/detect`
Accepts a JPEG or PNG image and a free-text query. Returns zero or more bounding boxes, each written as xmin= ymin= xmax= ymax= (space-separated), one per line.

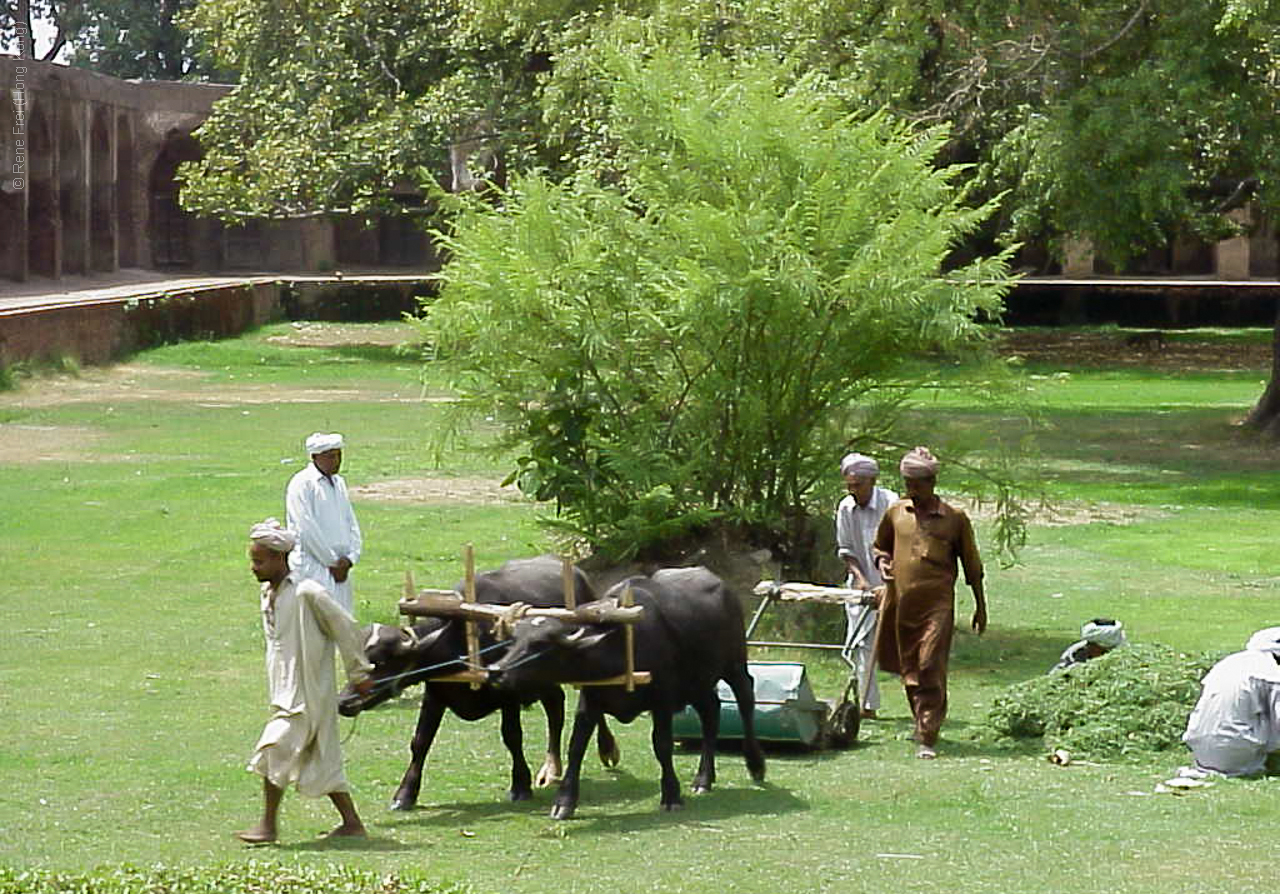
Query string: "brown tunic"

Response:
xmin=872 ymin=497 xmax=983 ymax=746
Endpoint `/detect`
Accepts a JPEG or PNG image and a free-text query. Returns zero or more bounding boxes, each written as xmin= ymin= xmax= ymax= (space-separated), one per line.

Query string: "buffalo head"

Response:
xmin=338 ymin=621 xmax=451 ymax=716
xmin=487 ymin=616 xmax=612 ymax=691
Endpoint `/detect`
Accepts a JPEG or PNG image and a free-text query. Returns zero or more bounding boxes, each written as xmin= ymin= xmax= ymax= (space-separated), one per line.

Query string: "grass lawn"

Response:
xmin=1 ymin=321 xmax=1278 ymax=893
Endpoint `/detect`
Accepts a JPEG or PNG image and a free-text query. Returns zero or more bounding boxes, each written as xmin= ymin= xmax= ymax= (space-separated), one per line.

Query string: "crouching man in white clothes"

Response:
xmin=236 ymin=518 xmax=373 ymax=844
xmin=1182 ymin=626 xmax=1280 ymax=777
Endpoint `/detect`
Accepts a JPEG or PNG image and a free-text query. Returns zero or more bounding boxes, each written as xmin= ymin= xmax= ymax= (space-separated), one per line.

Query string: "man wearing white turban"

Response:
xmin=1182 ymin=628 xmax=1280 ymax=777
xmin=1050 ymin=618 xmax=1128 ymax=673
xmin=872 ymin=446 xmax=987 ymax=759
xmin=286 ymin=432 xmax=363 ymax=614
xmin=237 ymin=518 xmax=374 ymax=844
xmin=835 ymin=452 xmax=896 ymax=718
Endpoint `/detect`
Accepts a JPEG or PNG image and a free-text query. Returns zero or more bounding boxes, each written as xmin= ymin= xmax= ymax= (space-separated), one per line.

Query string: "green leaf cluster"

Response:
xmin=0 ymin=863 xmax=465 ymax=894
xmin=983 ymin=642 xmax=1222 ymax=761
xmin=422 ymin=39 xmax=1013 ymax=558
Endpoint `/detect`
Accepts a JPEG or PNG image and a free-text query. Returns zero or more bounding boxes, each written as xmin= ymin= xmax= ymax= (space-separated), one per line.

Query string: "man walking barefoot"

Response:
xmin=237 ymin=518 xmax=373 ymax=844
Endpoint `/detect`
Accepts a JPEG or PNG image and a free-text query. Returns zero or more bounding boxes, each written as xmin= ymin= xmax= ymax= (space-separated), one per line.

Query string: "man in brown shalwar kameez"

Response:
xmin=872 ymin=447 xmax=987 ymax=759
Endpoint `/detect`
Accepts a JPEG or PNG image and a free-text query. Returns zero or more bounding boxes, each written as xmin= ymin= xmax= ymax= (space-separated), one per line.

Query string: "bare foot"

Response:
xmin=322 ymin=823 xmax=367 ymax=839
xmin=860 ymin=709 xmax=878 ymax=720
xmin=916 ymin=745 xmax=938 ymax=760
xmin=234 ymin=826 xmax=277 ymax=844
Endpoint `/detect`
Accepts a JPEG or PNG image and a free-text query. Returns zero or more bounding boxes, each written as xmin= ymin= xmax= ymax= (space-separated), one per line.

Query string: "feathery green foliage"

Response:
xmin=422 ymin=41 xmax=1013 ymax=558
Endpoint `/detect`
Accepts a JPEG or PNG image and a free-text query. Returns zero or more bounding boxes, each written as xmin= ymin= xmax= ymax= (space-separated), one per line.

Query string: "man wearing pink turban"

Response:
xmin=872 ymin=447 xmax=987 ymax=759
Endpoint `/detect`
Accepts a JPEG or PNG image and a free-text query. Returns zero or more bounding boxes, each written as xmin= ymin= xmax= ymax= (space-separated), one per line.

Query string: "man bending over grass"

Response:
xmin=1181 ymin=627 xmax=1280 ymax=777
xmin=873 ymin=447 xmax=987 ymax=760
xmin=236 ymin=518 xmax=373 ymax=844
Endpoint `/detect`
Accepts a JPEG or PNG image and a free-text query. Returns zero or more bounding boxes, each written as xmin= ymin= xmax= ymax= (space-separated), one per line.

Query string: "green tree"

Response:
xmin=2 ymin=0 xmax=219 ymax=78
xmin=421 ymin=39 xmax=1015 ymax=561
xmin=177 ymin=0 xmax=565 ymax=217
xmin=68 ymin=0 xmax=219 ymax=79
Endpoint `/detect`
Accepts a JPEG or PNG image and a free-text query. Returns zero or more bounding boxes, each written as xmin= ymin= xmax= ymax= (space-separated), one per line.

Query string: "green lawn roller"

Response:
xmin=673 ymin=581 xmax=877 ymax=749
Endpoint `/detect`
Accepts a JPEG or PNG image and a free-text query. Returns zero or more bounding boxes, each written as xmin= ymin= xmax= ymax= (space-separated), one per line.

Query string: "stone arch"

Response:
xmin=148 ymin=131 xmax=202 ymax=268
xmin=58 ymin=104 xmax=88 ymax=275
xmin=90 ymin=106 xmax=115 ymax=272
xmin=116 ymin=113 xmax=138 ymax=268
xmin=27 ymin=103 xmax=57 ymax=279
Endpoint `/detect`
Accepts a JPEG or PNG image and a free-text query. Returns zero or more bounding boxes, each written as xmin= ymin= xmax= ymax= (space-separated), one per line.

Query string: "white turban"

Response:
xmin=899 ymin=446 xmax=940 ymax=479
xmin=840 ymin=453 xmax=879 ymax=478
xmin=1246 ymin=626 xmax=1280 ymax=654
xmin=250 ymin=517 xmax=298 ymax=553
xmin=1081 ymin=619 xmax=1127 ymax=650
xmin=305 ymin=432 xmax=344 ymax=455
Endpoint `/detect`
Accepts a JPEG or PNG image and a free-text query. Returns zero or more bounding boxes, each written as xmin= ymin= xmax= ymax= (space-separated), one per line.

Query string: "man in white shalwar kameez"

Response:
xmin=236 ymin=518 xmax=373 ymax=844
xmin=1182 ymin=627 xmax=1280 ymax=777
xmin=286 ymin=432 xmax=362 ymax=614
xmin=835 ymin=452 xmax=896 ymax=719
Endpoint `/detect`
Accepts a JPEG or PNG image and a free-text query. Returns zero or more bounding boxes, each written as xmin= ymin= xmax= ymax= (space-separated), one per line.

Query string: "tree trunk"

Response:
xmin=1244 ymin=300 xmax=1280 ymax=438
xmin=16 ymin=0 xmax=33 ymax=58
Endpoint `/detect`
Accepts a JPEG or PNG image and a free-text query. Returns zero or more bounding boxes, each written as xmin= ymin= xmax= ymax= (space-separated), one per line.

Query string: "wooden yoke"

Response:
xmin=463 ymin=544 xmax=481 ymax=690
xmin=562 ymin=557 xmax=576 ymax=610
xmin=621 ymin=584 xmax=636 ymax=692
xmin=397 ymin=554 xmax=651 ymax=688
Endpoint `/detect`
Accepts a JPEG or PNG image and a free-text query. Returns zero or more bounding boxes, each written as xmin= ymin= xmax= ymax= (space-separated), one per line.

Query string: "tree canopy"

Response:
xmin=175 ymin=0 xmax=1280 ymax=269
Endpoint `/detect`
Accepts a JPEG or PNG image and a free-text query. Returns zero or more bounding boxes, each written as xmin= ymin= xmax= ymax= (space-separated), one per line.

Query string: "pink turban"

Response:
xmin=899 ymin=446 xmax=940 ymax=479
xmin=840 ymin=453 xmax=880 ymax=477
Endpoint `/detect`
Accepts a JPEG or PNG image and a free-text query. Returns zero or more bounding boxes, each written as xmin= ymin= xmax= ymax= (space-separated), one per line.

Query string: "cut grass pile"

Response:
xmin=982 ymin=643 xmax=1224 ymax=760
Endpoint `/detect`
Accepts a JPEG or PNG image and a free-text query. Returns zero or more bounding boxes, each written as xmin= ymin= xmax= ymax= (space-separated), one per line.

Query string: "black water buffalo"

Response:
xmin=488 ymin=566 xmax=766 ymax=819
xmin=338 ymin=555 xmax=620 ymax=810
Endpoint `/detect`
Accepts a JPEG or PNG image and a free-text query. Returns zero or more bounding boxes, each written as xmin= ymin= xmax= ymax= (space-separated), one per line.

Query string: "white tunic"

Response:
xmin=286 ymin=463 xmax=363 ymax=613
xmin=835 ymin=485 xmax=897 ymax=711
xmin=247 ymin=573 xmax=372 ymax=797
xmin=1183 ymin=649 xmax=1280 ymax=776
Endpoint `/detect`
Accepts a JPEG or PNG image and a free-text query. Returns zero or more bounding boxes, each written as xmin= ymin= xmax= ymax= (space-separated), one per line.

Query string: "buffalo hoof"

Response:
xmin=598 ymin=742 xmax=622 ymax=769
xmin=550 ymin=802 xmax=577 ymax=820
xmin=509 ymin=788 xmax=533 ymax=802
xmin=692 ymin=783 xmax=712 ymax=795
xmin=660 ymin=800 xmax=685 ymax=812
xmin=389 ymin=797 xmax=416 ymax=812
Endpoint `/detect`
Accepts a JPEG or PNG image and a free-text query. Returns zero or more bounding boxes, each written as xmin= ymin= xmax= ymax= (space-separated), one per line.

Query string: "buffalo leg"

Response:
xmin=551 ymin=701 xmax=599 ymax=820
xmin=725 ymin=665 xmax=767 ymax=782
xmin=597 ymin=717 xmax=621 ymax=768
xmin=499 ymin=702 xmax=535 ymax=801
xmin=690 ymin=691 xmax=720 ymax=793
xmin=534 ymin=687 xmax=566 ymax=788
xmin=651 ymin=708 xmax=684 ymax=811
xmin=392 ymin=696 xmax=447 ymax=811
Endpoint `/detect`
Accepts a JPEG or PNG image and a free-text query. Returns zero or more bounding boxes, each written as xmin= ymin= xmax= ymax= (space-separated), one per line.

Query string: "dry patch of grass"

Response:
xmin=352 ymin=476 xmax=523 ymax=506
xmin=0 ymin=423 xmax=107 ymax=463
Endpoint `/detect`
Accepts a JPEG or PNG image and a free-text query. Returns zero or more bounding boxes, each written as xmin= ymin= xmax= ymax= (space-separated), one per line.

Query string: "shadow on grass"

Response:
xmin=564 ymin=783 xmax=806 ymax=834
xmin=382 ymin=762 xmax=803 ymax=834
xmin=273 ymin=834 xmax=417 ymax=854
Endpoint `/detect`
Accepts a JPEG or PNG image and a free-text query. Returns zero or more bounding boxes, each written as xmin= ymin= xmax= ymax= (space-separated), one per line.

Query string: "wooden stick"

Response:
xmin=752 ymin=580 xmax=877 ymax=606
xmin=429 ymin=670 xmax=653 ymax=688
xmin=622 ymin=584 xmax=636 ymax=692
xmin=404 ymin=570 xmax=416 ymax=603
xmin=398 ymin=593 xmax=645 ymax=624
xmin=561 ymin=557 xmax=576 ymax=610
xmin=463 ymin=544 xmax=481 ymax=690
xmin=575 ymin=671 xmax=652 ymax=688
